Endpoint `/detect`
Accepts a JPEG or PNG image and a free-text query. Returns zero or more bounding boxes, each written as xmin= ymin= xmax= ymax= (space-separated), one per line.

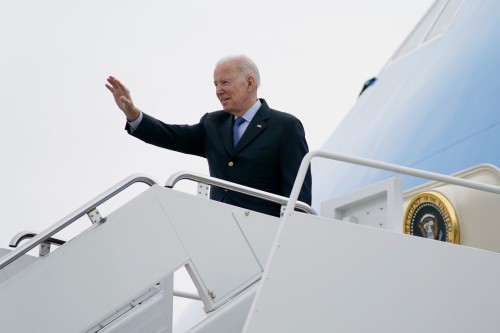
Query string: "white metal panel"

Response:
xmin=321 ymin=177 xmax=403 ymax=231
xmin=187 ymin=284 xmax=258 ymax=333
xmin=156 ymin=190 xmax=265 ymax=309
xmin=0 ymin=186 xmax=188 ymax=333
xmin=98 ymin=276 xmax=174 ymax=333
xmin=0 ymin=248 xmax=38 ymax=283
xmin=232 ymin=209 xmax=280 ymax=268
xmin=244 ymin=212 xmax=500 ymax=333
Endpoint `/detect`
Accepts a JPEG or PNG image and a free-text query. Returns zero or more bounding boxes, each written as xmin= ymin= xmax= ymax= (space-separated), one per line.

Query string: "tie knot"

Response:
xmin=234 ymin=117 xmax=246 ymax=127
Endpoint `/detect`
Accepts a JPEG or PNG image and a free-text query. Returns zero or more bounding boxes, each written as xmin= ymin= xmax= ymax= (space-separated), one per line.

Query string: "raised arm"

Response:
xmin=105 ymin=76 xmax=141 ymax=122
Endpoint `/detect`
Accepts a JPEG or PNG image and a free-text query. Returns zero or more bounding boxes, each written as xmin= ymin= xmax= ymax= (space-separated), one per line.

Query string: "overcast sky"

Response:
xmin=1 ymin=0 xmax=434 ymax=329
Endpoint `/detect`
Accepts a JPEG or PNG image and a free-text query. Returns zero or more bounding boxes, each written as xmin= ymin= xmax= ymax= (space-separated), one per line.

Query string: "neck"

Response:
xmin=233 ymin=98 xmax=258 ymax=117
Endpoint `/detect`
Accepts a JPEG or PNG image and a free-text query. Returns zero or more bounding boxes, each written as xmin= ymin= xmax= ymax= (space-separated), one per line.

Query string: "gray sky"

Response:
xmin=0 ymin=0 xmax=434 ymax=329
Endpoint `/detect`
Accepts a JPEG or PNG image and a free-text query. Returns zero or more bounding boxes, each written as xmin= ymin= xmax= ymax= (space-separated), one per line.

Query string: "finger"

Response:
xmin=107 ymin=76 xmax=123 ymax=90
xmin=106 ymin=76 xmax=116 ymax=85
xmin=112 ymin=77 xmax=124 ymax=87
xmin=105 ymin=83 xmax=115 ymax=93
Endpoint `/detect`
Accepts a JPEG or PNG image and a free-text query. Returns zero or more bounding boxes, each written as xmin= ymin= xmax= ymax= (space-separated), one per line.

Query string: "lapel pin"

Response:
xmin=257 ymin=124 xmax=262 ymax=128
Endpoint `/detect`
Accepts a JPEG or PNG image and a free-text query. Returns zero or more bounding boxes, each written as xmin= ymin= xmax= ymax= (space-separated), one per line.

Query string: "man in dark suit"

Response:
xmin=106 ymin=55 xmax=311 ymax=217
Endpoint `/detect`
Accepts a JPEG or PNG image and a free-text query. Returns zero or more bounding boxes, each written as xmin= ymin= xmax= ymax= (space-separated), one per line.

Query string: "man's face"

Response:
xmin=214 ymin=61 xmax=254 ymax=116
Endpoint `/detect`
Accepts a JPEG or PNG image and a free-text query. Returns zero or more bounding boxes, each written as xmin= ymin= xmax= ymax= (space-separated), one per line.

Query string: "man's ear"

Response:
xmin=246 ymin=75 xmax=256 ymax=92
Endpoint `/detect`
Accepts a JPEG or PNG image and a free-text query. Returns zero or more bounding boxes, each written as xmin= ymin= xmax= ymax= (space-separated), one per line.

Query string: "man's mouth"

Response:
xmin=221 ymin=98 xmax=229 ymax=103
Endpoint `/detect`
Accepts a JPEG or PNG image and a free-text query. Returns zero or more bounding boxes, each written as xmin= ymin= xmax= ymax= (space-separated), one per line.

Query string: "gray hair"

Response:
xmin=216 ymin=55 xmax=261 ymax=88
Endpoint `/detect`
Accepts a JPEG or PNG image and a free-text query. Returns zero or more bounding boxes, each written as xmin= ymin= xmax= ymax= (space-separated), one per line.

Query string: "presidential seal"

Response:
xmin=403 ymin=191 xmax=460 ymax=244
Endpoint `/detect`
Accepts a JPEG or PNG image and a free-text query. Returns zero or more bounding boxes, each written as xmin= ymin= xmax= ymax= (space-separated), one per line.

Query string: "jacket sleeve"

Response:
xmin=279 ymin=117 xmax=312 ymax=205
xmin=126 ymin=112 xmax=207 ymax=158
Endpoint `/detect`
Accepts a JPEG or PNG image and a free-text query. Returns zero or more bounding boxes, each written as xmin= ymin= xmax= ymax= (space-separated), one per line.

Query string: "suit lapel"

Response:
xmin=218 ymin=114 xmax=234 ymax=154
xmin=232 ymin=103 xmax=270 ymax=155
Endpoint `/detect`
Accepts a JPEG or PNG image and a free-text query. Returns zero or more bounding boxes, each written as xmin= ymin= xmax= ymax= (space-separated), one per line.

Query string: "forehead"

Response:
xmin=214 ymin=61 xmax=240 ymax=80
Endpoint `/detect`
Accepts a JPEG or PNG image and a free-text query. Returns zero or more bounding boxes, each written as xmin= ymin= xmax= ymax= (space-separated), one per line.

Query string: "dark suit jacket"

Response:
xmin=127 ymin=99 xmax=312 ymax=216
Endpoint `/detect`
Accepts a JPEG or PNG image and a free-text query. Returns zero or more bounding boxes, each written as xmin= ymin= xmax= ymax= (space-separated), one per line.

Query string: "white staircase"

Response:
xmin=1 ymin=153 xmax=500 ymax=332
xmin=0 ymin=185 xmax=279 ymax=332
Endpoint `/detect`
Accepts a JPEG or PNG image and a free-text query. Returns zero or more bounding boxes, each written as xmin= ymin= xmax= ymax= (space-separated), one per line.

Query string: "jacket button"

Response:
xmin=228 ymin=161 xmax=234 ymax=167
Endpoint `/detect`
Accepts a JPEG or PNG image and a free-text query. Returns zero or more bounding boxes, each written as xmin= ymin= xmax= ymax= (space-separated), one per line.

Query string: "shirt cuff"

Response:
xmin=128 ymin=111 xmax=143 ymax=132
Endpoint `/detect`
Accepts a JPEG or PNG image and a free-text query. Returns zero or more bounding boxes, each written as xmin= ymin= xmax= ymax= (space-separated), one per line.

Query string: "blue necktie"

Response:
xmin=233 ymin=117 xmax=246 ymax=147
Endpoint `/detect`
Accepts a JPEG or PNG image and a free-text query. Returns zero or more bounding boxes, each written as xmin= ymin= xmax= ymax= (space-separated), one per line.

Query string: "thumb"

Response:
xmin=120 ymin=96 xmax=132 ymax=105
xmin=119 ymin=96 xmax=134 ymax=112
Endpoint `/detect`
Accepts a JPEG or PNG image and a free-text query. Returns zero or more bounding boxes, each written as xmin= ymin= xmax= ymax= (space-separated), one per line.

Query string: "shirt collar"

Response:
xmin=237 ymin=99 xmax=261 ymax=123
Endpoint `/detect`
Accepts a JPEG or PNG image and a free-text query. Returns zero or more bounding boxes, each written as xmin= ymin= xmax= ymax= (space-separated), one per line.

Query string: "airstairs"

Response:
xmin=1 ymin=151 xmax=500 ymax=333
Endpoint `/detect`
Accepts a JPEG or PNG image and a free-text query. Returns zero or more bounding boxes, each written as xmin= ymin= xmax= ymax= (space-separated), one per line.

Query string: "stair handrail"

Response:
xmin=165 ymin=170 xmax=317 ymax=215
xmin=283 ymin=150 xmax=500 ymax=218
xmin=0 ymin=174 xmax=158 ymax=270
xmin=9 ymin=230 xmax=66 ymax=248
